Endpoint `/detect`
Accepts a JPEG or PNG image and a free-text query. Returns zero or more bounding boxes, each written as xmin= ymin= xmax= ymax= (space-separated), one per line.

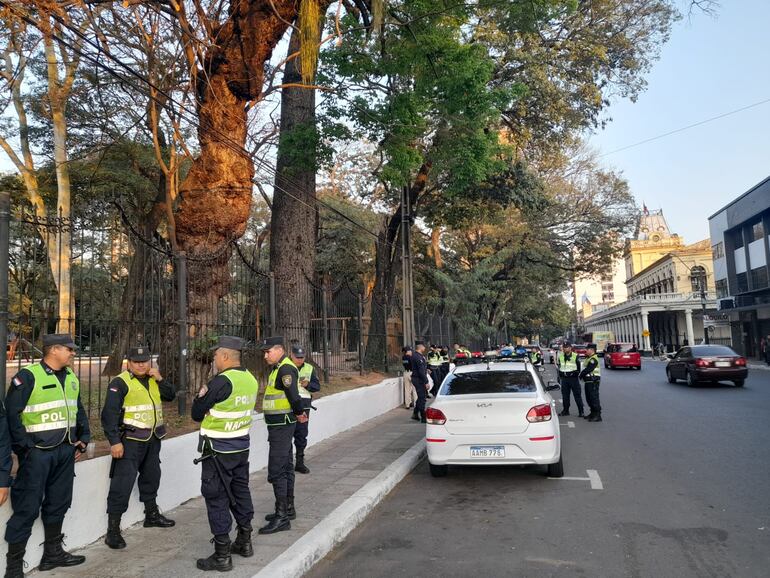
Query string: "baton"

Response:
xmin=194 ymin=436 xmax=236 ymax=507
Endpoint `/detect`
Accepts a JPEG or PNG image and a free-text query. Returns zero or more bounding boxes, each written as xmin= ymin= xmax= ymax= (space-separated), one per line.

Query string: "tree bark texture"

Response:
xmin=270 ymin=23 xmax=318 ymax=347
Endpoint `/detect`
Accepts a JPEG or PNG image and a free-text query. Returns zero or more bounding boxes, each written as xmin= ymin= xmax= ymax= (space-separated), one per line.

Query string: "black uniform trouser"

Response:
xmin=293 ymin=406 xmax=311 ymax=455
xmin=107 ymin=436 xmax=162 ymax=514
xmin=268 ymin=423 xmax=296 ymax=499
xmin=584 ymin=379 xmax=601 ymax=414
xmin=6 ymin=444 xmax=75 ymax=544
xmin=412 ymin=379 xmax=427 ymax=414
xmin=201 ymin=450 xmax=253 ymax=536
xmin=429 ymin=367 xmax=444 ymax=397
xmin=559 ymin=375 xmax=584 ymax=413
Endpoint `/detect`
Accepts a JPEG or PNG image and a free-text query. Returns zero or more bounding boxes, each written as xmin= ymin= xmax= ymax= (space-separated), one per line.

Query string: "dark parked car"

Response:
xmin=665 ymin=345 xmax=747 ymax=387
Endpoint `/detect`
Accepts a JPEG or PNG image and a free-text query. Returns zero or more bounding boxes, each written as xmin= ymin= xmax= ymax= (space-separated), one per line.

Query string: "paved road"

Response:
xmin=308 ymin=361 xmax=770 ymax=578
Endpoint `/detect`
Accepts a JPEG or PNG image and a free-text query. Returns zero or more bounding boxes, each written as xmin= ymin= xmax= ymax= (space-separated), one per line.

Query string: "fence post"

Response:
xmin=176 ymin=252 xmax=188 ymax=416
xmin=321 ymin=280 xmax=329 ymax=383
xmin=0 ymin=192 xmax=9 ymax=402
xmin=357 ymin=292 xmax=365 ymax=376
xmin=268 ymin=272 xmax=276 ymax=336
xmin=384 ymin=293 xmax=389 ymax=373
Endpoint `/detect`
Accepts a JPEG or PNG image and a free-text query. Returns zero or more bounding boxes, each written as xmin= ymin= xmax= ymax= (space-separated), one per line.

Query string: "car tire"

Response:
xmin=604 ymin=360 xmax=611 ymax=369
xmin=547 ymin=454 xmax=564 ymax=478
xmin=666 ymin=368 xmax=676 ymax=383
xmin=429 ymin=463 xmax=448 ymax=477
xmin=734 ymin=379 xmax=744 ymax=387
xmin=635 ymin=366 xmax=641 ymax=370
xmin=686 ymin=370 xmax=697 ymax=387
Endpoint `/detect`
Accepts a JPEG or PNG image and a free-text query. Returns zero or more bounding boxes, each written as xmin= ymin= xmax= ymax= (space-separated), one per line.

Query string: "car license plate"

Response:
xmin=470 ymin=446 xmax=505 ymax=458
xmin=622 ymin=354 xmax=630 ymax=359
xmin=715 ymin=361 xmax=730 ymax=367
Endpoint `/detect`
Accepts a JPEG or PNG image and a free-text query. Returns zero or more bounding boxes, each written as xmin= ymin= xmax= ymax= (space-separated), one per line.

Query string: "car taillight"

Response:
xmin=526 ymin=404 xmax=552 ymax=423
xmin=425 ymin=407 xmax=446 ymax=425
xmin=735 ymin=357 xmax=746 ymax=366
xmin=695 ymin=358 xmax=712 ymax=367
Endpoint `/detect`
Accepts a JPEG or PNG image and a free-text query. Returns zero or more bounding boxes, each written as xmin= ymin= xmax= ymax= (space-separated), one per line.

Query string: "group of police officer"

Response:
xmin=556 ymin=342 xmax=603 ymax=422
xmin=0 ymin=332 xmax=320 ymax=576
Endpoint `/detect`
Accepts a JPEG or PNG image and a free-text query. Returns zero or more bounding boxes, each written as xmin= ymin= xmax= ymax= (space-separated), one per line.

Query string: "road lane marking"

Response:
xmin=587 ymin=469 xmax=603 ymax=490
xmin=558 ymin=421 xmax=575 ymax=428
xmin=553 ymin=476 xmax=590 ymax=481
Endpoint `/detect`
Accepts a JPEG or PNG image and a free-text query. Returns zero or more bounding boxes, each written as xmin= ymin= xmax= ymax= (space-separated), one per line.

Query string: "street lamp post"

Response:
xmin=700 ymin=274 xmax=709 ymax=345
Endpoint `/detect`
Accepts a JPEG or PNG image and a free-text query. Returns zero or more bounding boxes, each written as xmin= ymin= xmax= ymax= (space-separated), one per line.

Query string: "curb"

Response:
xmin=252 ymin=438 xmax=426 ymax=578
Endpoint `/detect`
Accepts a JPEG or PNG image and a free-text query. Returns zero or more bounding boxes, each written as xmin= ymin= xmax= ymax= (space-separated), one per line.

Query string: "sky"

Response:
xmin=589 ymin=0 xmax=770 ymax=245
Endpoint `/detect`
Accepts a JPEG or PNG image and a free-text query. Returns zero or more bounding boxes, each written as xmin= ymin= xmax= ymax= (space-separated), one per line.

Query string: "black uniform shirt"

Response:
xmin=411 ymin=352 xmax=429 ymax=386
xmin=579 ymin=357 xmax=599 ymax=380
xmin=264 ymin=357 xmax=304 ymax=426
xmin=101 ymin=373 xmax=176 ymax=445
xmin=0 ymin=402 xmax=12 ymax=487
xmin=6 ymin=361 xmax=91 ymax=455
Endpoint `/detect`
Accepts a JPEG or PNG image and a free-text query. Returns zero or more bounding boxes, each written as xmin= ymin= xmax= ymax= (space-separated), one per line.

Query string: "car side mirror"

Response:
xmin=546 ymin=381 xmax=560 ymax=391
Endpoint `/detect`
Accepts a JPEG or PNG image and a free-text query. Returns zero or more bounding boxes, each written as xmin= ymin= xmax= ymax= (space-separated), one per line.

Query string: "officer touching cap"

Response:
xmin=259 ymin=337 xmax=307 ymax=534
xmin=556 ymin=342 xmax=584 ymax=417
xmin=4 ymin=334 xmax=90 ymax=576
xmin=101 ymin=346 xmax=176 ymax=550
xmin=288 ymin=345 xmax=320 ymax=475
xmin=192 ymin=336 xmax=259 ymax=572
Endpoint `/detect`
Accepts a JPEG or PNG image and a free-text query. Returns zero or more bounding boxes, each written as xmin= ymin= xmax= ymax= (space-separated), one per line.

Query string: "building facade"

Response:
xmin=708 ymin=176 xmax=770 ymax=359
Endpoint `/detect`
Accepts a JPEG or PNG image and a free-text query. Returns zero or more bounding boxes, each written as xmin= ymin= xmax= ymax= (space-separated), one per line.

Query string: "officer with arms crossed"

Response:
xmin=101 ymin=346 xmax=176 ymax=550
xmin=579 ymin=343 xmax=602 ymax=422
xmin=192 ymin=336 xmax=259 ymax=572
xmin=556 ymin=342 xmax=584 ymax=417
xmin=260 ymin=337 xmax=307 ymax=534
xmin=4 ymin=334 xmax=90 ymax=577
xmin=288 ymin=345 xmax=320 ymax=475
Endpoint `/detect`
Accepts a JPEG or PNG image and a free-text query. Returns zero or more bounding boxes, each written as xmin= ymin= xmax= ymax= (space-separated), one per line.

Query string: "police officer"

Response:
xmin=101 ymin=346 xmax=176 ymax=550
xmin=411 ymin=342 xmax=429 ymax=423
xmin=401 ymin=346 xmax=416 ymax=409
xmin=556 ymin=342 xmax=584 ymax=417
xmin=192 ymin=336 xmax=258 ymax=572
xmin=529 ymin=348 xmax=543 ymax=366
xmin=579 ymin=344 xmax=602 ymax=422
xmin=289 ymin=345 xmax=320 ymax=475
xmin=4 ymin=334 xmax=90 ymax=576
xmin=440 ymin=346 xmax=451 ymax=383
xmin=0 ymin=402 xmax=12 ymax=562
xmin=260 ymin=337 xmax=307 ymax=535
xmin=427 ymin=345 xmax=444 ymax=398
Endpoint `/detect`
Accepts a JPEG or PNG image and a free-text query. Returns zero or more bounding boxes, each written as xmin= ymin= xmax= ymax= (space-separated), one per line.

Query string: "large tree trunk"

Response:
xmin=270 ymin=23 xmax=318 ymax=347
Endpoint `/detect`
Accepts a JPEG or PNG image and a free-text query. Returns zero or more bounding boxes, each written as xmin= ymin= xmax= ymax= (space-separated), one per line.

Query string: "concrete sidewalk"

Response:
xmin=34 ymin=408 xmax=424 ymax=578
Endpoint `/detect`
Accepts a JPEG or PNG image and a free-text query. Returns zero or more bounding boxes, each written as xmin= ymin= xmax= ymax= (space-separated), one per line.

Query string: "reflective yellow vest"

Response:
xmin=200 ymin=369 xmax=258 ymax=443
xmin=297 ymin=363 xmax=313 ymax=400
xmin=21 ymin=363 xmax=79 ymax=449
xmin=264 ymin=357 xmax=297 ymax=425
xmin=584 ymin=354 xmax=601 ymax=379
xmin=118 ymin=371 xmax=166 ymax=442
xmin=558 ymin=352 xmax=578 ymax=373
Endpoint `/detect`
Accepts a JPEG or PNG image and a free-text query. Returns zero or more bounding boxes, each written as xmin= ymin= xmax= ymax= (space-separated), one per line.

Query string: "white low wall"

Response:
xmin=0 ymin=376 xmax=401 ymax=572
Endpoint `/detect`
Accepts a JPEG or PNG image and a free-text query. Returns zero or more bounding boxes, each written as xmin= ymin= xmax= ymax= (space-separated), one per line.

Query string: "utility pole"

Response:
xmin=700 ymin=274 xmax=710 ymax=345
xmin=401 ymin=186 xmax=415 ymax=346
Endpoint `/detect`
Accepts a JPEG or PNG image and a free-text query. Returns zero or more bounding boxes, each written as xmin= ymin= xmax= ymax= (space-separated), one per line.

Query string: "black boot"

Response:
xmin=411 ymin=410 xmax=419 ymax=421
xmin=578 ymin=410 xmax=585 ymax=418
xmin=558 ymin=409 xmax=570 ymax=417
xmin=420 ymin=410 xmax=427 ymax=424
xmin=104 ymin=513 xmax=126 ymax=550
xmin=583 ymin=412 xmax=594 ymax=420
xmin=38 ymin=529 xmax=85 ymax=571
xmin=196 ymin=537 xmax=232 ymax=572
xmin=230 ymin=525 xmax=253 ymax=558
xmin=259 ymin=498 xmax=291 ymax=534
xmin=5 ymin=543 xmax=26 ymax=578
xmin=144 ymin=502 xmax=175 ymax=528
xmin=264 ymin=497 xmax=296 ymax=521
xmin=295 ymin=453 xmax=310 ymax=474
xmin=588 ymin=413 xmax=603 ymax=422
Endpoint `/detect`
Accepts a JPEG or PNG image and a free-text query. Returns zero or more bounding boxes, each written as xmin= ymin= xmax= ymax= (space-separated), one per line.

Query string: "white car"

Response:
xmin=425 ymin=360 xmax=563 ymax=478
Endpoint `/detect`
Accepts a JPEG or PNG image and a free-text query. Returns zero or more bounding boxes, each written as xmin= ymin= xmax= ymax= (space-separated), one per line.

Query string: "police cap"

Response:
xmin=291 ymin=345 xmax=306 ymax=358
xmin=586 ymin=343 xmax=597 ymax=351
xmin=415 ymin=340 xmax=425 ymax=346
xmin=259 ymin=336 xmax=285 ymax=351
xmin=42 ymin=334 xmax=76 ymax=349
xmin=562 ymin=341 xmax=572 ymax=348
xmin=211 ymin=335 xmax=247 ymax=351
xmin=128 ymin=346 xmax=151 ymax=362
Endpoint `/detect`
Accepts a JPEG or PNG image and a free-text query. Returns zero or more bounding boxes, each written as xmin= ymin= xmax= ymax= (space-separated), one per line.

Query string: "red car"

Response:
xmin=604 ymin=343 xmax=641 ymax=370
xmin=572 ymin=344 xmax=588 ymax=359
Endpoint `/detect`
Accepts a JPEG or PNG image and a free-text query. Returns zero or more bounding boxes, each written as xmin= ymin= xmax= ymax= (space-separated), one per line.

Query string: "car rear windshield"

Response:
xmin=441 ymin=371 xmax=537 ymax=395
xmin=608 ymin=343 xmax=637 ymax=353
xmin=691 ymin=346 xmax=736 ymax=357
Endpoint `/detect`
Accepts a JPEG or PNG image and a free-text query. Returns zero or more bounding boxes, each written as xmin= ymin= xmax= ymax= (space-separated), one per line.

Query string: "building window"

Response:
xmin=690 ymin=266 xmax=706 ymax=293
xmin=750 ymin=267 xmax=769 ymax=289
xmin=715 ymin=278 xmax=728 ymax=298
xmin=751 ymin=221 xmax=765 ymax=242
xmin=736 ymin=272 xmax=749 ymax=293
xmin=712 ymin=242 xmax=724 ymax=260
xmin=733 ymin=230 xmax=745 ymax=249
